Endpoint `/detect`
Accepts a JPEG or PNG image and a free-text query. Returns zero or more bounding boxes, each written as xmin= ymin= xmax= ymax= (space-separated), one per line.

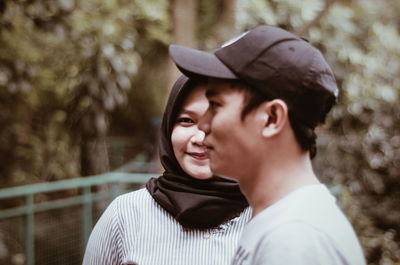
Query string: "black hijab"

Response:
xmin=146 ymin=75 xmax=248 ymax=230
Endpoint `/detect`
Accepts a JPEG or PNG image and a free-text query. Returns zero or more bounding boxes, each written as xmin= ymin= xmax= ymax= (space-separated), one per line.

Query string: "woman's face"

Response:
xmin=171 ymin=85 xmax=212 ymax=179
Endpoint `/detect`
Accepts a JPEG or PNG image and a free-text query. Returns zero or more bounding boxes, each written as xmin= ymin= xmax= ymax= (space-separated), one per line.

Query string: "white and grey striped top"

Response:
xmin=83 ymin=188 xmax=252 ymax=265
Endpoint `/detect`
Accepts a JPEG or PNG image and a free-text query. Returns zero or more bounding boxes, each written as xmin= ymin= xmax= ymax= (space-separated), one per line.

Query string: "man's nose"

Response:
xmin=198 ymin=108 xmax=211 ymax=134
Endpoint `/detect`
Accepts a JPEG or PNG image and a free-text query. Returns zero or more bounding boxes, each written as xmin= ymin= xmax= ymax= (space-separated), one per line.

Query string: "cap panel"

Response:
xmin=169 ymin=45 xmax=237 ymax=79
xmin=305 ymin=49 xmax=339 ymax=97
xmin=240 ymin=40 xmax=316 ymax=90
xmin=215 ymin=26 xmax=300 ymax=75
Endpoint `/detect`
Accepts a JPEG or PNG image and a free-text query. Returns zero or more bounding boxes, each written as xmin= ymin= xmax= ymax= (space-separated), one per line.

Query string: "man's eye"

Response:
xmin=177 ymin=117 xmax=194 ymax=124
xmin=209 ymin=101 xmax=220 ymax=109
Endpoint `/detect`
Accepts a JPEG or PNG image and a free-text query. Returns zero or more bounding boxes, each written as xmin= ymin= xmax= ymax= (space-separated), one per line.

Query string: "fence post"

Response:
xmin=110 ymin=182 xmax=119 ymax=201
xmin=82 ymin=186 xmax=93 ymax=247
xmin=25 ymin=194 xmax=34 ymax=265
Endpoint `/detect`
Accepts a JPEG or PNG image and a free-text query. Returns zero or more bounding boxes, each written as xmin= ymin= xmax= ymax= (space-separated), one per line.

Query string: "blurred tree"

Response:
xmin=198 ymin=0 xmax=239 ymax=47
xmin=0 ymin=0 xmax=169 ymax=181
xmin=165 ymin=0 xmax=198 ymax=99
xmin=64 ymin=0 xmax=145 ymax=175
xmin=0 ymin=0 xmax=80 ymax=185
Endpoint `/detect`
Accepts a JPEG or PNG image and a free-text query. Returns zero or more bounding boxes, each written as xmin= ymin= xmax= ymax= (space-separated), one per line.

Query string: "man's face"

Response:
xmin=199 ymin=80 xmax=260 ymax=181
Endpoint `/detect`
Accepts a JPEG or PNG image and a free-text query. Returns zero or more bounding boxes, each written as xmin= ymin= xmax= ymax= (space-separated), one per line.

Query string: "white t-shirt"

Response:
xmin=83 ymin=188 xmax=252 ymax=265
xmin=231 ymin=184 xmax=366 ymax=265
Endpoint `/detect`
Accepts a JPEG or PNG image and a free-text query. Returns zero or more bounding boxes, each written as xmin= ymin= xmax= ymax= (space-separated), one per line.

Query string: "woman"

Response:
xmin=83 ymin=75 xmax=251 ymax=265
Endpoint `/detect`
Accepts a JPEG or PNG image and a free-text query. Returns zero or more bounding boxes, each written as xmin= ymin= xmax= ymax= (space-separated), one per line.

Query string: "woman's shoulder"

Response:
xmin=101 ymin=188 xmax=161 ymax=223
xmin=113 ymin=187 xmax=153 ymax=207
xmin=97 ymin=188 xmax=151 ymax=218
xmin=109 ymin=187 xmax=175 ymax=227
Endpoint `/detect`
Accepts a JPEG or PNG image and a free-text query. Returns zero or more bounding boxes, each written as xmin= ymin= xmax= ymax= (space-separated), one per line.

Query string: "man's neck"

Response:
xmin=240 ymin=153 xmax=320 ymax=217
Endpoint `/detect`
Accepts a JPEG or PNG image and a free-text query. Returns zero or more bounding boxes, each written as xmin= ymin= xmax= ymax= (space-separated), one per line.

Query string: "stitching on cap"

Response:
xmin=240 ymin=37 xmax=300 ymax=73
xmin=303 ymin=50 xmax=317 ymax=87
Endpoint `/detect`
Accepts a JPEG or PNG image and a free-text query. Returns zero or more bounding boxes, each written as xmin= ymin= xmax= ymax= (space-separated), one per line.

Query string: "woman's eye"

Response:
xmin=177 ymin=117 xmax=194 ymax=124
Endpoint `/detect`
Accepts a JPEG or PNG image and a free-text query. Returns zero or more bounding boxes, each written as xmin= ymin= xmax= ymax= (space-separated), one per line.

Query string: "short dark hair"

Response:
xmin=224 ymin=80 xmax=336 ymax=159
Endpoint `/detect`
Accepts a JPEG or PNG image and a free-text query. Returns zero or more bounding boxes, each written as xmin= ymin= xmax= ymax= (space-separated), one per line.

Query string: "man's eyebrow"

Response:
xmin=205 ymin=87 xmax=220 ymax=98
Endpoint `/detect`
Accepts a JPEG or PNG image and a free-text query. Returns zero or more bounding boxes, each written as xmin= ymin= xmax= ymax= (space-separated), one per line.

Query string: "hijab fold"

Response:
xmin=146 ymin=75 xmax=248 ymax=230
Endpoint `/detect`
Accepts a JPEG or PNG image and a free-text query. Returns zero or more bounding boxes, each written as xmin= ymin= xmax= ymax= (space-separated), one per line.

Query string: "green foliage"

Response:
xmin=0 ymin=0 xmax=170 ymax=183
xmin=315 ymin=100 xmax=400 ymax=264
xmin=0 ymin=1 xmax=80 ymax=185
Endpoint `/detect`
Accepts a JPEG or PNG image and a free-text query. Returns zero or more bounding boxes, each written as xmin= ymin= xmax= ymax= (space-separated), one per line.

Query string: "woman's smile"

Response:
xmin=187 ymin=151 xmax=209 ymax=161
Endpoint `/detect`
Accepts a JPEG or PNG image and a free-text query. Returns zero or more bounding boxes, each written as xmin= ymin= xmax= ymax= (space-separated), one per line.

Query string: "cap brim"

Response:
xmin=169 ymin=45 xmax=238 ymax=79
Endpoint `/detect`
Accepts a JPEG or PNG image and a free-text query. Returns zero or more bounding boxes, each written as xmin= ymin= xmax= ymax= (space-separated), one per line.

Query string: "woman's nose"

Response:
xmin=191 ymin=129 xmax=205 ymax=145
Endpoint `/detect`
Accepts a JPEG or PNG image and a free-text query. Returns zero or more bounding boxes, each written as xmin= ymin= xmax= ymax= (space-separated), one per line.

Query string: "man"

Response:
xmin=169 ymin=25 xmax=366 ymax=265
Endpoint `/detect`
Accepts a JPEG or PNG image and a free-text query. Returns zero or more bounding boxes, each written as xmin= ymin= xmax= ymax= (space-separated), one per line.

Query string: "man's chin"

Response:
xmin=210 ymin=164 xmax=237 ymax=181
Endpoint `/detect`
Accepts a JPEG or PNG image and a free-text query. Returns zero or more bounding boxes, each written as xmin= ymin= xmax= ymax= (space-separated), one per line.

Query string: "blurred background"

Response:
xmin=0 ymin=0 xmax=399 ymax=264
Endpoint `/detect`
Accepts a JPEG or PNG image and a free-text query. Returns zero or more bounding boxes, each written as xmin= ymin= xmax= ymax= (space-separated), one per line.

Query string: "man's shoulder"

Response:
xmin=261 ymin=220 xmax=332 ymax=245
xmin=252 ymin=220 xmax=364 ymax=265
xmin=233 ymin=221 xmax=339 ymax=265
xmin=235 ymin=185 xmax=366 ymax=265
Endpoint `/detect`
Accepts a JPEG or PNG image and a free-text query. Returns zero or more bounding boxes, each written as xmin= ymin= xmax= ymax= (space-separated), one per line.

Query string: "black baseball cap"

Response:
xmin=169 ymin=25 xmax=338 ymax=127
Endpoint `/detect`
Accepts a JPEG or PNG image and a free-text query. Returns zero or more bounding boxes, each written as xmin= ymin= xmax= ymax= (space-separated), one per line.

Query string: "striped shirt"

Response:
xmin=83 ymin=188 xmax=252 ymax=265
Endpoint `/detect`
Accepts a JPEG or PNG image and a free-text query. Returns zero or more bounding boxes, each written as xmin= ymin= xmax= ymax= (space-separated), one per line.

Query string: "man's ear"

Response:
xmin=260 ymin=99 xmax=288 ymax=138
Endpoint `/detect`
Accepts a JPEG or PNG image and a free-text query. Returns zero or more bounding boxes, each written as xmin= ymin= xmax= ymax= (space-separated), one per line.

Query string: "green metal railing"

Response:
xmin=0 ymin=172 xmax=156 ymax=265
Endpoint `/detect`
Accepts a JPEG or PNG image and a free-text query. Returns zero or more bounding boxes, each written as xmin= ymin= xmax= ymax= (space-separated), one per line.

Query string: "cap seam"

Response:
xmin=239 ymin=37 xmax=301 ymax=74
xmin=303 ymin=49 xmax=318 ymax=88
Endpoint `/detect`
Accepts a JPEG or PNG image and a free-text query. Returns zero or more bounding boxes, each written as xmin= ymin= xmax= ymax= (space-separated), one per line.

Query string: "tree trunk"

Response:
xmin=80 ymin=109 xmax=110 ymax=176
xmin=172 ymin=0 xmax=197 ymax=47
xmin=80 ymin=136 xmax=109 ymax=176
xmin=166 ymin=0 xmax=198 ymax=95
xmin=213 ymin=0 xmax=238 ymax=46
